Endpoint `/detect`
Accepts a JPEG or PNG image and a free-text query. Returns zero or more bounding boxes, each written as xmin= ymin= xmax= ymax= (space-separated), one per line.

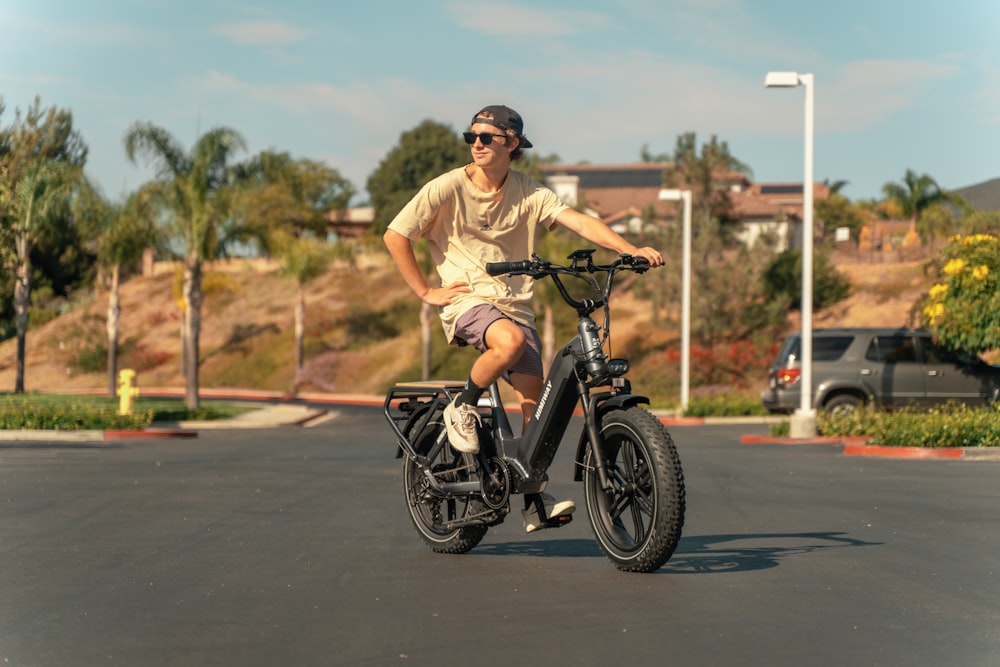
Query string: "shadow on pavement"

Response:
xmin=661 ymin=531 xmax=883 ymax=574
xmin=473 ymin=531 xmax=881 ymax=574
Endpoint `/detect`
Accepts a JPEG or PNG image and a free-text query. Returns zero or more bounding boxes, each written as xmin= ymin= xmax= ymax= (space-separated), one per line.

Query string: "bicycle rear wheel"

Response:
xmin=583 ymin=406 xmax=685 ymax=572
xmin=401 ymin=413 xmax=488 ymax=554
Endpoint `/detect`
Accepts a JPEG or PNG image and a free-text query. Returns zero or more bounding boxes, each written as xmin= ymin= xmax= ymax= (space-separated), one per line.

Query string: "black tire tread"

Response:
xmin=585 ymin=406 xmax=685 ymax=572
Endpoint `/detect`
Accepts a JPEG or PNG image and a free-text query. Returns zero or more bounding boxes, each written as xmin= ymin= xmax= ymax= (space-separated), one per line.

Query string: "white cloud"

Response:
xmin=444 ymin=1 xmax=609 ymax=37
xmin=211 ymin=20 xmax=306 ymax=46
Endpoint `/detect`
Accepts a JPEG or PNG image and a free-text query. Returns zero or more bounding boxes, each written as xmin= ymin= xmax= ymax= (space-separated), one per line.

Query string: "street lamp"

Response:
xmin=765 ymin=70 xmax=816 ymax=437
xmin=658 ymin=188 xmax=692 ymax=413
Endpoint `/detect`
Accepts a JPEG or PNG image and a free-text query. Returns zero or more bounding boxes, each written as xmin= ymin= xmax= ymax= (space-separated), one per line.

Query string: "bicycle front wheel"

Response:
xmin=583 ymin=406 xmax=685 ymax=572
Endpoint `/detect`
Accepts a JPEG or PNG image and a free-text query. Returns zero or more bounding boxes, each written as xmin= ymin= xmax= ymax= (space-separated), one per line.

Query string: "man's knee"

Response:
xmin=486 ymin=320 xmax=527 ymax=360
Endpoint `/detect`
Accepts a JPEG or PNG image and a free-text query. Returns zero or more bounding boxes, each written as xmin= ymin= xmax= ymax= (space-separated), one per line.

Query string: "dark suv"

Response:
xmin=761 ymin=328 xmax=1000 ymax=414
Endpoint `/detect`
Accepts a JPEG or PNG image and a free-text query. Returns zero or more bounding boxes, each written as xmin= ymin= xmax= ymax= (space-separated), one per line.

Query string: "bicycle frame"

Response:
xmin=383 ymin=250 xmax=651 ymax=501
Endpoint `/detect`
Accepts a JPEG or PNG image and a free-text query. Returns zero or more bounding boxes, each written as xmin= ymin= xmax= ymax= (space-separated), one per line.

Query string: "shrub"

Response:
xmin=819 ymin=403 xmax=1000 ymax=448
xmin=0 ymin=397 xmax=153 ymax=430
xmin=684 ymin=393 xmax=769 ymax=417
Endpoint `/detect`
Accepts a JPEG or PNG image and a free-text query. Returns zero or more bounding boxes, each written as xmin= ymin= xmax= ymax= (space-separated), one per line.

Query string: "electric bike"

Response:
xmin=383 ymin=249 xmax=685 ymax=573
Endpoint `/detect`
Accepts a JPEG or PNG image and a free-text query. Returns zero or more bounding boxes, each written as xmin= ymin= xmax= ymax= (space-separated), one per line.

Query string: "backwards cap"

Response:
xmin=471 ymin=104 xmax=533 ymax=148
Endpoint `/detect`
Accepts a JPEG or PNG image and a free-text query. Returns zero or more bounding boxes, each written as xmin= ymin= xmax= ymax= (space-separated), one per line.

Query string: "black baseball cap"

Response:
xmin=471 ymin=105 xmax=533 ymax=148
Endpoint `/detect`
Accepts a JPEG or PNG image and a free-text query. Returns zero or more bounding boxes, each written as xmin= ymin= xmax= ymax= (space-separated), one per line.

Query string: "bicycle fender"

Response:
xmin=572 ymin=393 xmax=650 ymax=481
xmin=393 ymin=403 xmax=435 ymax=459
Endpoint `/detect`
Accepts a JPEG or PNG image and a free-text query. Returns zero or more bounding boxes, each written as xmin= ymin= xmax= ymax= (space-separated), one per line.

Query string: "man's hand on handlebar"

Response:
xmin=629 ymin=246 xmax=664 ymax=268
xmin=421 ymin=281 xmax=471 ymax=306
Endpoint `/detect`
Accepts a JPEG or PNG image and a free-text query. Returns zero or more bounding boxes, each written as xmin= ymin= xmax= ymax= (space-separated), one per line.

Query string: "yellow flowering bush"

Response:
xmin=921 ymin=234 xmax=1000 ymax=352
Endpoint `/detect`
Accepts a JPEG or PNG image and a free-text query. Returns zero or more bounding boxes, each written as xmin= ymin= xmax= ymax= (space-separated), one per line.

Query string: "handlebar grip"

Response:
xmin=486 ymin=260 xmax=533 ymax=276
xmin=632 ymin=256 xmax=650 ymax=272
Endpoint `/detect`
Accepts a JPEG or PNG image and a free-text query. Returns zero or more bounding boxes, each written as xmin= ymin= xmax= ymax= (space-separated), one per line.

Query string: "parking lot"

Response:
xmin=1 ymin=406 xmax=998 ymax=666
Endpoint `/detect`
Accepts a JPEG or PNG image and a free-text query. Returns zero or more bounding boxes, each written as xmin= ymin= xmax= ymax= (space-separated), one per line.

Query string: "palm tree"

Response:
xmin=74 ymin=180 xmax=159 ymax=395
xmin=881 ymin=169 xmax=949 ymax=225
xmin=124 ymin=122 xmax=246 ymax=409
xmin=8 ymin=158 xmax=79 ymax=392
xmin=273 ymin=232 xmax=334 ymax=374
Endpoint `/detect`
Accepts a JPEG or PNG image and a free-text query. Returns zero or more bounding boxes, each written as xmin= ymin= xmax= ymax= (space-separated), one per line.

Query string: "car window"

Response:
xmin=866 ymin=335 xmax=918 ymax=363
xmin=922 ymin=340 xmax=970 ymax=365
xmin=776 ymin=337 xmax=800 ymax=366
xmin=813 ymin=336 xmax=854 ymax=361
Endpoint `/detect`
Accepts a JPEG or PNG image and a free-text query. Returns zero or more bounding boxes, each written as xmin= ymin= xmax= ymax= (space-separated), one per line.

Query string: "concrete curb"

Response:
xmin=741 ymin=434 xmax=1000 ymax=460
xmin=0 ymin=428 xmax=197 ymax=442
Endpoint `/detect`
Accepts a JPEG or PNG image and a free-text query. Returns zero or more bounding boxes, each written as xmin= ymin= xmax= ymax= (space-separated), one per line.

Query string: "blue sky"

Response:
xmin=2 ymin=0 xmax=997 ymax=204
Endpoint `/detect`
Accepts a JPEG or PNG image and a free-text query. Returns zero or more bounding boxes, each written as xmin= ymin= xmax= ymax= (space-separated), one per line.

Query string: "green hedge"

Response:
xmin=683 ymin=394 xmax=769 ymax=417
xmin=819 ymin=403 xmax=1000 ymax=448
xmin=0 ymin=398 xmax=153 ymax=430
xmin=0 ymin=394 xmax=252 ymax=430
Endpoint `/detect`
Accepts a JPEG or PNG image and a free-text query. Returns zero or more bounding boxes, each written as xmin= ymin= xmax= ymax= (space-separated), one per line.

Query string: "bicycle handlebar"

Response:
xmin=486 ymin=251 xmax=653 ymax=316
xmin=487 ymin=253 xmax=650 ymax=278
xmin=485 ymin=260 xmax=535 ymax=276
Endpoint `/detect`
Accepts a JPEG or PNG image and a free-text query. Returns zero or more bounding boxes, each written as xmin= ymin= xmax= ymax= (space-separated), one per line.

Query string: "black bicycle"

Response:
xmin=383 ymin=249 xmax=685 ymax=573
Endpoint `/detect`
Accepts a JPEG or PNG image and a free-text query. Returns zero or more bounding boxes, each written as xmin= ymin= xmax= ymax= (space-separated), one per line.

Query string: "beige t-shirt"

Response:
xmin=388 ymin=165 xmax=569 ymax=343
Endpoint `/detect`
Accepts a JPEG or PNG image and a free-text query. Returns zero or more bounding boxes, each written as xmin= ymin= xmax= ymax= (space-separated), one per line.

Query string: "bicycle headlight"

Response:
xmin=607 ymin=358 xmax=630 ymax=377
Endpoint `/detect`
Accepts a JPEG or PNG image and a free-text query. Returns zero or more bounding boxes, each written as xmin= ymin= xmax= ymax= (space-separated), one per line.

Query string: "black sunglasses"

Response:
xmin=463 ymin=131 xmax=507 ymax=146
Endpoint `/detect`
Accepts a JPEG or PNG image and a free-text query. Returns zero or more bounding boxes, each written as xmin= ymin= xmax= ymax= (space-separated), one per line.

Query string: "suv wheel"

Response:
xmin=824 ymin=394 xmax=862 ymax=416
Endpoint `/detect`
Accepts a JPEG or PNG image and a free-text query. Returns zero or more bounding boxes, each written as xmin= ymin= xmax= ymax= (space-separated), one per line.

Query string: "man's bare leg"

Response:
xmin=510 ymin=371 xmax=543 ymax=434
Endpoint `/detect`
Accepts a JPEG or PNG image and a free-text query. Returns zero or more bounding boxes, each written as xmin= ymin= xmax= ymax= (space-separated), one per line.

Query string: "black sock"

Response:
xmin=456 ymin=378 xmax=485 ymax=407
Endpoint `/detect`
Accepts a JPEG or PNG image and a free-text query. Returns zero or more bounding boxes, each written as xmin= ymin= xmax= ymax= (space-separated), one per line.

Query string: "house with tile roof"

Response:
xmin=540 ymin=162 xmax=830 ymax=251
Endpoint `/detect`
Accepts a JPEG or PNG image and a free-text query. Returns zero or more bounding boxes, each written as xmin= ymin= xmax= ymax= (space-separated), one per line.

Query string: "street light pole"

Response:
xmin=765 ymin=71 xmax=817 ymax=437
xmin=658 ymin=188 xmax=692 ymax=413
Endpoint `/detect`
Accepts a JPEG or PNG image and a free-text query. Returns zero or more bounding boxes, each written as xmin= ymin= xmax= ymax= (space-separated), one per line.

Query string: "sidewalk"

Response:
xmin=0 ymin=390 xmax=336 ymax=443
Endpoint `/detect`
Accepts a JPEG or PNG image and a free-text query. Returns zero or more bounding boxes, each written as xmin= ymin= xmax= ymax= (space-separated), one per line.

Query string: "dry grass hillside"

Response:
xmin=0 ymin=253 xmax=932 ymax=397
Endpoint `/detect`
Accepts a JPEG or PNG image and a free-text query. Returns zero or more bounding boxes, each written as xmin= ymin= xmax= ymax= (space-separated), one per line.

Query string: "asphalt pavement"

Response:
xmin=2 ymin=406 xmax=998 ymax=666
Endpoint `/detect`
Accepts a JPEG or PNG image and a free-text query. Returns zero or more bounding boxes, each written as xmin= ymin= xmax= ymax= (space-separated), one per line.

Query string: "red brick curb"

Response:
xmin=103 ymin=428 xmax=198 ymax=440
xmin=841 ymin=443 xmax=964 ymax=459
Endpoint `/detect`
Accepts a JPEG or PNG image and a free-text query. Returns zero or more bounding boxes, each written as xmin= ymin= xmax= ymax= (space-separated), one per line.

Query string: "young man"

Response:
xmin=383 ymin=104 xmax=663 ymax=532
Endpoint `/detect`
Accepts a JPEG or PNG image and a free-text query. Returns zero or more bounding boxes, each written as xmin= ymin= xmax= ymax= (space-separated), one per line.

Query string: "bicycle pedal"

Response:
xmin=545 ymin=514 xmax=573 ymax=529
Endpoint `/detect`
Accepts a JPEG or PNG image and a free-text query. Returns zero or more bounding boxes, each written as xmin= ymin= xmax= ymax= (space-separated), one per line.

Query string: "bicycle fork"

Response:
xmin=580 ymin=391 xmax=616 ymax=493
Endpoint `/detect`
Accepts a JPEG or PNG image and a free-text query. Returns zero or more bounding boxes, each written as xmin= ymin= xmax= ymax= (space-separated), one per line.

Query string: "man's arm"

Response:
xmin=382 ymin=229 xmax=471 ymax=306
xmin=554 ymin=208 xmax=664 ymax=267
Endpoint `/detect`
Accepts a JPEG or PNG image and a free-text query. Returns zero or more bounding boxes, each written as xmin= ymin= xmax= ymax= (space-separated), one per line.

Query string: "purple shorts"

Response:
xmin=454 ymin=304 xmax=543 ymax=378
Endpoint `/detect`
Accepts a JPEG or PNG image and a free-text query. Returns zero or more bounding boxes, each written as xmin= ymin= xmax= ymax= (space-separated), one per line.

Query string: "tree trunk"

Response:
xmin=13 ymin=256 xmax=31 ymax=394
xmin=183 ymin=258 xmax=203 ymax=410
xmin=420 ymin=301 xmax=434 ymax=380
xmin=295 ymin=282 xmax=306 ymax=371
xmin=106 ymin=264 xmax=121 ymax=397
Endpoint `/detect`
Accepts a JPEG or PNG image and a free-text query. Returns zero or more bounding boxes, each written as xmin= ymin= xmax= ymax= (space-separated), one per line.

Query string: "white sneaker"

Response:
xmin=444 ymin=399 xmax=481 ymax=453
xmin=522 ymin=493 xmax=576 ymax=533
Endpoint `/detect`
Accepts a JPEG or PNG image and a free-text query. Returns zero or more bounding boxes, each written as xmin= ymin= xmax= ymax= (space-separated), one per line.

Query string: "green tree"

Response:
xmin=916 ymin=202 xmax=959 ymax=251
xmin=234 ymin=150 xmax=354 ymax=249
xmin=815 ymin=193 xmax=867 ymax=246
xmin=961 ymin=210 xmax=1000 ymax=236
xmin=367 ymin=119 xmax=468 ymax=375
xmin=0 ymin=96 xmax=91 ymax=343
xmin=762 ymin=247 xmax=851 ymax=312
xmin=124 ymin=122 xmax=247 ymax=409
xmin=366 ymin=120 xmax=468 ymax=235
xmin=272 ymin=232 xmax=336 ymax=374
xmin=920 ymin=233 xmax=1000 ymax=352
xmin=74 ymin=180 xmax=160 ymax=395
xmin=881 ymin=169 xmax=951 ymax=226
xmin=4 ymin=158 xmax=80 ymax=392
xmin=661 ymin=132 xmax=751 ymax=236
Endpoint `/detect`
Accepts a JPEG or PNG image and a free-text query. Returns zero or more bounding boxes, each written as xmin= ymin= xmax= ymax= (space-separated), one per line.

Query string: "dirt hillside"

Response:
xmin=0 ymin=255 xmax=931 ymax=396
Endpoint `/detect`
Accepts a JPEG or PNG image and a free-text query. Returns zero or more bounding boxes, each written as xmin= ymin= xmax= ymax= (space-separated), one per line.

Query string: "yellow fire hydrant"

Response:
xmin=117 ymin=368 xmax=139 ymax=415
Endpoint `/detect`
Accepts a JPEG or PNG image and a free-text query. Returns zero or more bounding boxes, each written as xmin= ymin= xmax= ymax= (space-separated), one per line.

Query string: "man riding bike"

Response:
xmin=383 ymin=104 xmax=663 ymax=532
